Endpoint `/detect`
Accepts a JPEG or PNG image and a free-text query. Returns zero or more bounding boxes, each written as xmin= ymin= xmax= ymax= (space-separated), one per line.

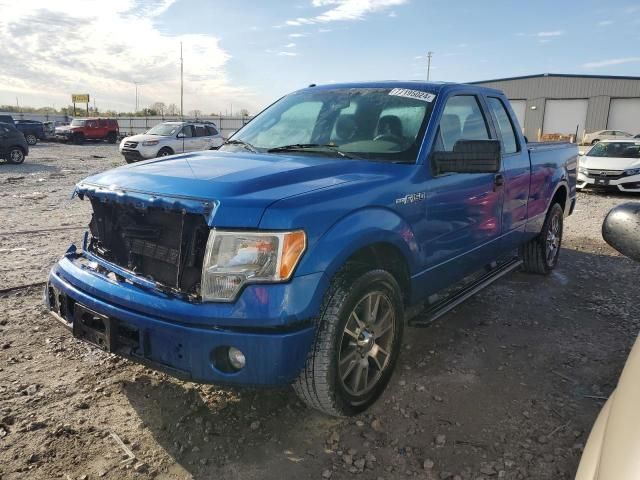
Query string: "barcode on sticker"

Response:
xmin=389 ymin=88 xmax=436 ymax=102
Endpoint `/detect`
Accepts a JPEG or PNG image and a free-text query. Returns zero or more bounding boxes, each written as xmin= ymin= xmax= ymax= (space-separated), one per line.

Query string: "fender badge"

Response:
xmin=395 ymin=192 xmax=426 ymax=205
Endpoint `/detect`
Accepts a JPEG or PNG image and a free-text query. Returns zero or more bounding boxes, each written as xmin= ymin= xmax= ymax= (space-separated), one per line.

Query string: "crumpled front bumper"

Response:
xmin=45 ymin=245 xmax=325 ymax=386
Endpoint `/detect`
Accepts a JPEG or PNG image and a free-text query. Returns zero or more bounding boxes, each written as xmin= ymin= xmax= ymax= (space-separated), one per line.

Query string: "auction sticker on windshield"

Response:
xmin=389 ymin=88 xmax=436 ymax=102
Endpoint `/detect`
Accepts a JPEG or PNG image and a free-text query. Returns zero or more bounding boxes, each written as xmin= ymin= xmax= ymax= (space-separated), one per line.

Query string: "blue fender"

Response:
xmin=296 ymin=207 xmax=419 ymax=282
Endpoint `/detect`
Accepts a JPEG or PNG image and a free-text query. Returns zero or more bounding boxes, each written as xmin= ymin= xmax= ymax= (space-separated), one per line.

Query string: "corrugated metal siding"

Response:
xmin=585 ymin=96 xmax=610 ymax=133
xmin=474 ymin=76 xmax=640 ymax=136
xmin=475 ymin=76 xmax=640 ymax=99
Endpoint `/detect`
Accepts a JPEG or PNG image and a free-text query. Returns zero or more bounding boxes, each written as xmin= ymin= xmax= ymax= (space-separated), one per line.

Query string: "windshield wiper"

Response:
xmin=267 ymin=143 xmax=356 ymax=159
xmin=223 ymin=139 xmax=259 ymax=153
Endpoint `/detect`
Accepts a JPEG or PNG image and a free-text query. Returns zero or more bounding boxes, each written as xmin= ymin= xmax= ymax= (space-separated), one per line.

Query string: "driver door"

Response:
xmin=421 ymin=94 xmax=505 ymax=290
xmin=176 ymin=125 xmax=198 ymax=153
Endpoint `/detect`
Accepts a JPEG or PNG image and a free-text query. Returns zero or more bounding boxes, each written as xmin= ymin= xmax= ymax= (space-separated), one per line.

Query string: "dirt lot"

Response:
xmin=1 ymin=143 xmax=639 ymax=480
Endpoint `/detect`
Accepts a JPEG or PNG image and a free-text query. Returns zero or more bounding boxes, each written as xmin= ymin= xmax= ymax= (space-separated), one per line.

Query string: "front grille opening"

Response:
xmin=87 ymin=200 xmax=209 ymax=297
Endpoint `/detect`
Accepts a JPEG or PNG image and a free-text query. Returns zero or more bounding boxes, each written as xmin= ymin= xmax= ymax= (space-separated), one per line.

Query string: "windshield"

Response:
xmin=588 ymin=142 xmax=640 ymax=158
xmin=222 ymin=87 xmax=436 ymax=162
xmin=70 ymin=120 xmax=86 ymax=127
xmin=147 ymin=123 xmax=181 ymax=136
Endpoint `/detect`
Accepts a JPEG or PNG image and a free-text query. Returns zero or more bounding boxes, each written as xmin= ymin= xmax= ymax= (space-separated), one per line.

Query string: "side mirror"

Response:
xmin=177 ymin=133 xmax=185 ymax=138
xmin=432 ymin=139 xmax=501 ymax=175
xmin=602 ymin=203 xmax=640 ymax=262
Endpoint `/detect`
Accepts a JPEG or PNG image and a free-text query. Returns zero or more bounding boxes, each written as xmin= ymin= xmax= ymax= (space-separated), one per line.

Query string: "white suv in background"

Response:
xmin=119 ymin=121 xmax=224 ymax=163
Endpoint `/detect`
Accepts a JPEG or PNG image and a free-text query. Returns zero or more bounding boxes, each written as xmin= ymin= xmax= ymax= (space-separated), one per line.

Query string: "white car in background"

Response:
xmin=119 ymin=121 xmax=224 ymax=163
xmin=583 ymin=129 xmax=634 ymax=145
xmin=577 ymin=140 xmax=640 ymax=192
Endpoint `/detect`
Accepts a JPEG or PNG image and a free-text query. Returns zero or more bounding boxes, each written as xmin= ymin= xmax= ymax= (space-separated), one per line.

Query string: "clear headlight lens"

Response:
xmin=578 ymin=166 xmax=588 ymax=174
xmin=201 ymin=230 xmax=306 ymax=302
xmin=624 ymin=167 xmax=640 ymax=176
xmin=142 ymin=140 xmax=160 ymax=146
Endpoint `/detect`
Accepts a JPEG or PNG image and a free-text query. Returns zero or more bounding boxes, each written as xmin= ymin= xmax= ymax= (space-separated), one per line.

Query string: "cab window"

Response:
xmin=205 ymin=125 xmax=218 ymax=136
xmin=195 ymin=125 xmax=206 ymax=137
xmin=487 ymin=97 xmax=519 ymax=154
xmin=434 ymin=95 xmax=490 ymax=152
xmin=180 ymin=125 xmax=194 ymax=137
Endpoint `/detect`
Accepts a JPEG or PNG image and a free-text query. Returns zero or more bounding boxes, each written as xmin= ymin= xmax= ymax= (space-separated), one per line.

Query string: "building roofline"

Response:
xmin=469 ymin=73 xmax=640 ymax=84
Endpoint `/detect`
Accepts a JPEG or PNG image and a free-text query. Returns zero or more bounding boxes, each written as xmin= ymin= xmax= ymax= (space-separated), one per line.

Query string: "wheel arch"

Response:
xmin=297 ymin=207 xmax=418 ymax=307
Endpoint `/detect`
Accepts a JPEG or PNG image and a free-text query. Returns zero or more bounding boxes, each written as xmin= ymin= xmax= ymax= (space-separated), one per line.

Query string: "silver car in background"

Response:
xmin=119 ymin=121 xmax=224 ymax=163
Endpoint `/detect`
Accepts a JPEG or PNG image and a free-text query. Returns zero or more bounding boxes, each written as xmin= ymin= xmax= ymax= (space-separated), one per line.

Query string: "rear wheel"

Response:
xmin=293 ymin=265 xmax=404 ymax=417
xmin=521 ymin=203 xmax=564 ymax=274
xmin=106 ymin=132 xmax=117 ymax=144
xmin=25 ymin=134 xmax=37 ymax=145
xmin=591 ymin=139 xmax=599 ymax=145
xmin=7 ymin=147 xmax=25 ymax=164
xmin=72 ymin=133 xmax=84 ymax=145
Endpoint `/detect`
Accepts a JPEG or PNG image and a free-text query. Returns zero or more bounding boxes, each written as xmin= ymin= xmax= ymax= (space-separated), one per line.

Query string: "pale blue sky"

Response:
xmin=1 ymin=0 xmax=639 ymax=113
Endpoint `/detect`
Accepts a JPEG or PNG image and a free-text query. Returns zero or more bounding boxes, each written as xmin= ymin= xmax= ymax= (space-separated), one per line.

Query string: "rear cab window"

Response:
xmin=487 ymin=97 xmax=519 ymax=154
xmin=195 ymin=125 xmax=207 ymax=137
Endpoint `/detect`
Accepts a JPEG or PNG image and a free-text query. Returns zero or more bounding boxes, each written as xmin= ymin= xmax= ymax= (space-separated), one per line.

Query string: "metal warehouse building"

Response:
xmin=471 ymin=73 xmax=640 ymax=142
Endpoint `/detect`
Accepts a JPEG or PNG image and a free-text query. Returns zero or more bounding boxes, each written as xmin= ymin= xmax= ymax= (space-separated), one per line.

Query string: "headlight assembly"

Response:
xmin=578 ymin=166 xmax=588 ymax=174
xmin=624 ymin=167 xmax=640 ymax=176
xmin=200 ymin=230 xmax=306 ymax=302
xmin=142 ymin=140 xmax=160 ymax=146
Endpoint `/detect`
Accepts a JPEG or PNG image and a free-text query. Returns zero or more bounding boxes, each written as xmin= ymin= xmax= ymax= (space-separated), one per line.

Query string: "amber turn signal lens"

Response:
xmin=279 ymin=231 xmax=306 ymax=279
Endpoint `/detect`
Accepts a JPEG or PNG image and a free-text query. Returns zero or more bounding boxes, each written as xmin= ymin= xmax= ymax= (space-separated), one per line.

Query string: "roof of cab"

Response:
xmin=297 ymin=80 xmax=503 ymax=96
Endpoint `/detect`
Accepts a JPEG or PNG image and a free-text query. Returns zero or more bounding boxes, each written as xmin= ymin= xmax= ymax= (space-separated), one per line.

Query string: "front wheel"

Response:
xmin=294 ymin=265 xmax=404 ymax=417
xmin=25 ymin=134 xmax=37 ymax=145
xmin=7 ymin=147 xmax=25 ymax=164
xmin=156 ymin=147 xmax=173 ymax=157
xmin=591 ymin=139 xmax=599 ymax=145
xmin=521 ymin=203 xmax=564 ymax=274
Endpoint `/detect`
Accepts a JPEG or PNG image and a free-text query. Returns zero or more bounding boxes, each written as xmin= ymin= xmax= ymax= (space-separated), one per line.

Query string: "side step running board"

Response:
xmin=408 ymin=257 xmax=523 ymax=327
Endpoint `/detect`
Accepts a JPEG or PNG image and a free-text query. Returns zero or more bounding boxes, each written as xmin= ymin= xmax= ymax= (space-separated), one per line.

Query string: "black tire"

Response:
xmin=72 ymin=134 xmax=84 ymax=145
xmin=7 ymin=147 xmax=25 ymax=164
xmin=520 ymin=203 xmax=564 ymax=274
xmin=106 ymin=132 xmax=117 ymax=144
xmin=25 ymin=134 xmax=37 ymax=146
xmin=157 ymin=147 xmax=173 ymax=158
xmin=591 ymin=139 xmax=599 ymax=145
xmin=124 ymin=157 xmax=136 ymax=164
xmin=293 ymin=265 xmax=404 ymax=417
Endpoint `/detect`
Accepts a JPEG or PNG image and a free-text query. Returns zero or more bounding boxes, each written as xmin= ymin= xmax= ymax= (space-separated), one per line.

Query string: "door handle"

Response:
xmin=493 ymin=173 xmax=505 ymax=191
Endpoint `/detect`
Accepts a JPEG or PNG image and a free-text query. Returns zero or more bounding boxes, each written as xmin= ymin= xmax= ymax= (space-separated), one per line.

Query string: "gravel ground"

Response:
xmin=1 ymin=143 xmax=639 ymax=480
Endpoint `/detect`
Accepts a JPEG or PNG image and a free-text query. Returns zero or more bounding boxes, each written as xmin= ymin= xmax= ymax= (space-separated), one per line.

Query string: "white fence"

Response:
xmin=115 ymin=116 xmax=252 ymax=139
xmin=0 ymin=112 xmax=253 ymax=139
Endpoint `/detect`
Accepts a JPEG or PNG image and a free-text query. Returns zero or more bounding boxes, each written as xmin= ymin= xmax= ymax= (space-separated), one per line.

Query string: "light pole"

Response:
xmin=134 ymin=82 xmax=139 ymax=113
xmin=427 ymin=51 xmax=433 ymax=81
xmin=180 ymin=42 xmax=184 ymax=119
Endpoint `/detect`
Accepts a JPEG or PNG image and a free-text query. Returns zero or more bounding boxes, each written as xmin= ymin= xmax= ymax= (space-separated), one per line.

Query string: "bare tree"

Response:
xmin=238 ymin=108 xmax=250 ymax=117
xmin=166 ymin=103 xmax=178 ymax=116
xmin=152 ymin=102 xmax=166 ymax=116
xmin=188 ymin=109 xmax=202 ymax=118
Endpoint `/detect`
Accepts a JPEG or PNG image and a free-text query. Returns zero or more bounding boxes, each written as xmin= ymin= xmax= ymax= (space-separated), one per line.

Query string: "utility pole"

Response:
xmin=180 ymin=41 xmax=184 ymax=119
xmin=134 ymin=82 xmax=139 ymax=113
xmin=427 ymin=51 xmax=433 ymax=81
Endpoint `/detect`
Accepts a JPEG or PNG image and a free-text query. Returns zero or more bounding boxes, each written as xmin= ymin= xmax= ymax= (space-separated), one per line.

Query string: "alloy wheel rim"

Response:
xmin=546 ymin=213 xmax=560 ymax=263
xmin=338 ymin=291 xmax=395 ymax=396
xmin=27 ymin=135 xmax=36 ymax=144
xmin=10 ymin=150 xmax=23 ymax=162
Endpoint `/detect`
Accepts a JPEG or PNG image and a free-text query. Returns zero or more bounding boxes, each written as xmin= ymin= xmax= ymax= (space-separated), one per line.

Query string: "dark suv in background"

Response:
xmin=15 ymin=120 xmax=45 ymax=145
xmin=0 ymin=122 xmax=29 ymax=164
xmin=55 ymin=118 xmax=119 ymax=144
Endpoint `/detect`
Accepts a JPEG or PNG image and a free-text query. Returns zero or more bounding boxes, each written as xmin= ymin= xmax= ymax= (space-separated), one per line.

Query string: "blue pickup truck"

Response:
xmin=46 ymin=82 xmax=577 ymax=416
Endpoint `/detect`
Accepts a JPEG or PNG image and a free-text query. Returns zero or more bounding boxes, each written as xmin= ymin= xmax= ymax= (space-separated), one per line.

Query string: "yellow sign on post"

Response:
xmin=72 ymin=94 xmax=90 ymax=103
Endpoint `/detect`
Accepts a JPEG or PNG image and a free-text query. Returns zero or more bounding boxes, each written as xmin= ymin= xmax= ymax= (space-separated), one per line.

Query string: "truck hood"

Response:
xmin=122 ymin=133 xmax=169 ymax=143
xmin=581 ymin=155 xmax=640 ymax=171
xmin=75 ymin=150 xmax=376 ymax=227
